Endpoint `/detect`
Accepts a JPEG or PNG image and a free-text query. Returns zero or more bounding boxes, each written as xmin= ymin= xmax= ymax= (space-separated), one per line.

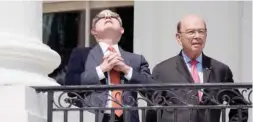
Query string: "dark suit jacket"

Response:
xmin=146 ymin=52 xmax=248 ymax=122
xmin=65 ymin=44 xmax=153 ymax=122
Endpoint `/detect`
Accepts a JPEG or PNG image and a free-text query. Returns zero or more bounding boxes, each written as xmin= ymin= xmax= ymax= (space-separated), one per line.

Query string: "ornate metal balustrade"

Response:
xmin=33 ymin=83 xmax=252 ymax=122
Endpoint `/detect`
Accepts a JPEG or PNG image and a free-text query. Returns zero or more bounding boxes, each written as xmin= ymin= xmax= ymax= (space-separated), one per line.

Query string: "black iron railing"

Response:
xmin=33 ymin=83 xmax=252 ymax=122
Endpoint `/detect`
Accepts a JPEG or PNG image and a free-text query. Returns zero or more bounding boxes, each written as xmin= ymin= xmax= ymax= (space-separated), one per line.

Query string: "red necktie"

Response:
xmin=190 ymin=60 xmax=202 ymax=102
xmin=108 ymin=46 xmax=123 ymax=117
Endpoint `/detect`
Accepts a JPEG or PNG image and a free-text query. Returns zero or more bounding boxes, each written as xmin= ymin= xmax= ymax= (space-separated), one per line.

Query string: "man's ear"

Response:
xmin=91 ymin=28 xmax=97 ymax=35
xmin=120 ymin=27 xmax=124 ymax=34
xmin=176 ymin=33 xmax=182 ymax=45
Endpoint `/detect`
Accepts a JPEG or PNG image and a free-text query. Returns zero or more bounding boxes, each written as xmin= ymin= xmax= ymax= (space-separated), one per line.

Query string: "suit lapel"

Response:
xmin=119 ymin=47 xmax=131 ymax=66
xmin=176 ymin=53 xmax=194 ymax=83
xmin=118 ymin=47 xmax=131 ymax=84
xmin=202 ymin=54 xmax=212 ymax=83
xmin=89 ymin=44 xmax=108 ymax=84
xmin=90 ymin=44 xmax=104 ymax=65
xmin=176 ymin=52 xmax=212 ymax=83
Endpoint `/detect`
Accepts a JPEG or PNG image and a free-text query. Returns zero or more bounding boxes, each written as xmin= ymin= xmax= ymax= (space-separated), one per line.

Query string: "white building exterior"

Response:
xmin=0 ymin=1 xmax=251 ymax=122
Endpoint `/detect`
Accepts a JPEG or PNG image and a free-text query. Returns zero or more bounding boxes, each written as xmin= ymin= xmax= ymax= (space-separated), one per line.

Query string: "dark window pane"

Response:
xmin=43 ymin=11 xmax=79 ymax=85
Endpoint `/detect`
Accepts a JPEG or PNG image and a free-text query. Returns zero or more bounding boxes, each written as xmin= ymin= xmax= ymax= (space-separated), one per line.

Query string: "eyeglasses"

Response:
xmin=179 ymin=29 xmax=207 ymax=36
xmin=92 ymin=13 xmax=122 ymax=27
xmin=95 ymin=13 xmax=120 ymax=19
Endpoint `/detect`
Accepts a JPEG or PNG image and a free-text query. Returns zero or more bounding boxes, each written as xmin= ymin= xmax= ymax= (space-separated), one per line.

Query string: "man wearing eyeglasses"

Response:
xmin=65 ymin=9 xmax=153 ymax=122
xmin=146 ymin=14 xmax=248 ymax=122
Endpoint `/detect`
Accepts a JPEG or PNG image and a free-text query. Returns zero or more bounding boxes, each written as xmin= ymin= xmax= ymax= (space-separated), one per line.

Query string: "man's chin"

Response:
xmin=191 ymin=48 xmax=203 ymax=53
xmin=102 ymin=28 xmax=121 ymax=34
xmin=104 ymin=27 xmax=117 ymax=31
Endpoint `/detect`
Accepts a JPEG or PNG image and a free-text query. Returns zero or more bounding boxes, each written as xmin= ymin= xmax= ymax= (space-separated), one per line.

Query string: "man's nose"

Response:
xmin=105 ymin=16 xmax=112 ymax=19
xmin=194 ymin=32 xmax=200 ymax=38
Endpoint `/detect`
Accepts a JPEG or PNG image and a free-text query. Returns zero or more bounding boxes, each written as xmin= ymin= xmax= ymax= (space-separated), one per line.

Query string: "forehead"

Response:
xmin=180 ymin=16 xmax=206 ymax=30
xmin=98 ymin=10 xmax=116 ymax=15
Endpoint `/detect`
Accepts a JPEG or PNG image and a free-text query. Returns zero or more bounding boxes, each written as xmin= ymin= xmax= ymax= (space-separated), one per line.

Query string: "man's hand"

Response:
xmin=113 ymin=61 xmax=131 ymax=74
xmin=99 ymin=52 xmax=123 ymax=72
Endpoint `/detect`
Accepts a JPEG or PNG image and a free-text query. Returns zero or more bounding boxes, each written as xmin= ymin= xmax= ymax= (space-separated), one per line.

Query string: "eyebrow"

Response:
xmin=185 ymin=28 xmax=206 ymax=31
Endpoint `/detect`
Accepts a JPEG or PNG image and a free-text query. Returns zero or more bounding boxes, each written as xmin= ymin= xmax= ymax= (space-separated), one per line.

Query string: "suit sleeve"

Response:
xmin=65 ymin=48 xmax=84 ymax=85
xmin=65 ymin=48 xmax=102 ymax=86
xmin=128 ymin=55 xmax=154 ymax=84
xmin=151 ymin=65 xmax=160 ymax=82
xmin=224 ymin=67 xmax=248 ymax=122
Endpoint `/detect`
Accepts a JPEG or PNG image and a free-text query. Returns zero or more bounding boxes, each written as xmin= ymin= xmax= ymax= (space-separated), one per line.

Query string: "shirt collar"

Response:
xmin=182 ymin=51 xmax=202 ymax=64
xmin=98 ymin=42 xmax=119 ymax=54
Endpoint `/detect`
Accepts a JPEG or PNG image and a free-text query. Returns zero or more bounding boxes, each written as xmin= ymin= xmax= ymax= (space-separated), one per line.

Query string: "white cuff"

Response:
xmin=96 ymin=66 xmax=105 ymax=80
xmin=124 ymin=67 xmax=133 ymax=80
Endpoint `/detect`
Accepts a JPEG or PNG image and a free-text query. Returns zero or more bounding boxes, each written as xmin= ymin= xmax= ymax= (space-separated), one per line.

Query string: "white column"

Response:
xmin=0 ymin=1 xmax=61 ymax=122
xmin=0 ymin=1 xmax=60 ymax=86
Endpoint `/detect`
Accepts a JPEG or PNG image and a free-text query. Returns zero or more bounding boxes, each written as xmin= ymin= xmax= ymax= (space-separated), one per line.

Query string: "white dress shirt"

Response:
xmin=95 ymin=42 xmax=133 ymax=113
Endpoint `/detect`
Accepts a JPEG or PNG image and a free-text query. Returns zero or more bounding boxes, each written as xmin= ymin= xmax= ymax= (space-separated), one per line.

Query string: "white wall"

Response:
xmin=241 ymin=1 xmax=252 ymax=82
xmin=134 ymin=1 xmax=252 ymax=83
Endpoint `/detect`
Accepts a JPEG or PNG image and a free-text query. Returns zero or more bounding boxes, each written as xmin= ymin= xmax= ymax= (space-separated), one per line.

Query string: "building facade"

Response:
xmin=42 ymin=1 xmax=252 ymax=122
xmin=0 ymin=1 xmax=251 ymax=122
xmin=43 ymin=1 xmax=252 ymax=84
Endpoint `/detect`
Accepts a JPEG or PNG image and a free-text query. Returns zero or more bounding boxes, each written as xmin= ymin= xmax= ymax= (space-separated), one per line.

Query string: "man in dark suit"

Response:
xmin=65 ymin=10 xmax=153 ymax=122
xmin=147 ymin=15 xmax=248 ymax=122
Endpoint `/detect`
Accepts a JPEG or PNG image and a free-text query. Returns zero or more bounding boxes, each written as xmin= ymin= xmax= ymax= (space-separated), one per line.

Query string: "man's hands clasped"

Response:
xmin=99 ymin=52 xmax=130 ymax=74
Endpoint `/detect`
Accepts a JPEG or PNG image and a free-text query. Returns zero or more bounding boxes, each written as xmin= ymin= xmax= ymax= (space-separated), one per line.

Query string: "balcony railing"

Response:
xmin=33 ymin=83 xmax=252 ymax=122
